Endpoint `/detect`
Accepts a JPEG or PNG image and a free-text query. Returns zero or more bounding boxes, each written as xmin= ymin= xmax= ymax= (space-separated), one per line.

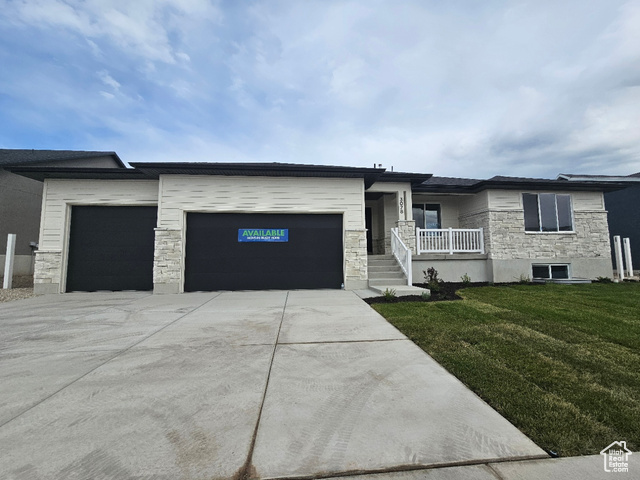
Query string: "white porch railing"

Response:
xmin=391 ymin=228 xmax=412 ymax=285
xmin=416 ymin=227 xmax=485 ymax=255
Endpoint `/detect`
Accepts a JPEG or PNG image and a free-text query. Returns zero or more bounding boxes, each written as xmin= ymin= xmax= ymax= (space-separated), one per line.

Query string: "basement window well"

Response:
xmin=532 ymin=264 xmax=570 ymax=280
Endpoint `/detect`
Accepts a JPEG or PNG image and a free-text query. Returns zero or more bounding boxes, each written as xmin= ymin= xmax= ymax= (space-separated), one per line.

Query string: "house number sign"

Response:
xmin=399 ymin=197 xmax=404 ymax=215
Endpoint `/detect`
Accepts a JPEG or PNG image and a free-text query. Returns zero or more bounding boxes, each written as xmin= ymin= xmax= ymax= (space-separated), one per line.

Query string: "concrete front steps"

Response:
xmin=367 ymin=255 xmax=429 ymax=297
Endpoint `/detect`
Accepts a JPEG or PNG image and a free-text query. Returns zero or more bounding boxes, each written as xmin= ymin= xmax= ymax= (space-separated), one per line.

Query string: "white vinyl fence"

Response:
xmin=416 ymin=228 xmax=484 ymax=255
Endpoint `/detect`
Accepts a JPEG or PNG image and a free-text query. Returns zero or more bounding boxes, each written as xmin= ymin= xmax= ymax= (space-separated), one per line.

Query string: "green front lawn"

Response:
xmin=373 ymin=283 xmax=640 ymax=456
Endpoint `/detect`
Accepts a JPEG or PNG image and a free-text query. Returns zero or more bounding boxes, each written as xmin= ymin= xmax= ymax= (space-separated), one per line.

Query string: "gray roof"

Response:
xmin=0 ymin=149 xmax=125 ymax=168
xmin=488 ymin=175 xmax=560 ymax=183
xmin=8 ymin=159 xmax=633 ymax=194
xmin=422 ymin=176 xmax=481 ymax=187
xmin=416 ymin=174 xmax=631 ymax=193
xmin=558 ymin=173 xmax=605 ymax=179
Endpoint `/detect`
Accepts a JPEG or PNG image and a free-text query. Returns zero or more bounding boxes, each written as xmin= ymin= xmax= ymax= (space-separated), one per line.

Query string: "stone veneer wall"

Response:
xmin=458 ymin=208 xmax=612 ymax=281
xmin=459 ymin=211 xmax=491 ymax=253
xmin=33 ymin=251 xmax=62 ymax=293
xmin=486 ymin=211 xmax=611 ymax=260
xmin=395 ymin=220 xmax=416 ymax=254
xmin=153 ymin=228 xmax=182 ymax=293
xmin=383 ymin=234 xmax=392 ymax=255
xmin=345 ymin=229 xmax=368 ymax=288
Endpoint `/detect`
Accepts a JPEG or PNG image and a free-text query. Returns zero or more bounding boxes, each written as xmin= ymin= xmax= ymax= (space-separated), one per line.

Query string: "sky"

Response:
xmin=1 ymin=0 xmax=640 ymax=179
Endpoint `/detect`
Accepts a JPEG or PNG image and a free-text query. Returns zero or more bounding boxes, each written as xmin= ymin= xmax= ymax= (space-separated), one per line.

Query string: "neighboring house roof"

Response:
xmin=0 ymin=149 xmax=126 ymax=168
xmin=558 ymin=173 xmax=640 ymax=182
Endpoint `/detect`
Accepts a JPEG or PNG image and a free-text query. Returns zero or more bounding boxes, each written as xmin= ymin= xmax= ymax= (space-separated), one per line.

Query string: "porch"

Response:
xmin=365 ymin=187 xmax=490 ymax=285
xmin=368 ymin=227 xmax=490 ymax=288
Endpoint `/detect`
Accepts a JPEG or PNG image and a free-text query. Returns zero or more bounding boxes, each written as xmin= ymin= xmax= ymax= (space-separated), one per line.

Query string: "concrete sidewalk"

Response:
xmin=0 ymin=289 xmax=608 ymax=479
xmin=320 ymin=454 xmax=636 ymax=479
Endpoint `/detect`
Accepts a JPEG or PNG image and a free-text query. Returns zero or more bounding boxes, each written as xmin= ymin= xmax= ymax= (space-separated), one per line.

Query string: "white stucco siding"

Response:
xmin=39 ymin=179 xmax=159 ymax=250
xmin=382 ymin=193 xmax=398 ymax=233
xmin=458 ymin=191 xmax=489 ymax=217
xmin=571 ymin=191 xmax=606 ymax=211
xmin=158 ymin=175 xmax=365 ymax=229
xmin=488 ymin=190 xmax=521 ymax=210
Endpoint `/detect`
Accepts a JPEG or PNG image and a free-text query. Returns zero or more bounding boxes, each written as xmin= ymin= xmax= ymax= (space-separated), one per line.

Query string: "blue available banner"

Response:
xmin=238 ymin=228 xmax=289 ymax=242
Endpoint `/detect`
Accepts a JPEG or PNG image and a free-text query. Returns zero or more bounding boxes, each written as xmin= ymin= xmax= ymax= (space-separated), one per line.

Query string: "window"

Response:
xmin=532 ymin=264 xmax=570 ymax=279
xmin=413 ymin=204 xmax=441 ymax=229
xmin=523 ymin=193 xmax=573 ymax=232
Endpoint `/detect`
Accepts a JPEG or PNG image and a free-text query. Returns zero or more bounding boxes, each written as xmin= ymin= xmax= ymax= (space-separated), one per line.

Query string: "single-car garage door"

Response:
xmin=66 ymin=206 xmax=157 ymax=292
xmin=185 ymin=213 xmax=343 ymax=291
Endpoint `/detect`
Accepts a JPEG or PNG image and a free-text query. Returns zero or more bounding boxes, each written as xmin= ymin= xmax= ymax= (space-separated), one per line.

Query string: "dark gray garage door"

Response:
xmin=185 ymin=213 xmax=343 ymax=291
xmin=66 ymin=206 xmax=157 ymax=292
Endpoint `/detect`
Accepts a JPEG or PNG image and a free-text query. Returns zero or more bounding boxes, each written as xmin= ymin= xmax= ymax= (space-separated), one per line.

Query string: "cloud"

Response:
xmin=98 ymin=70 xmax=120 ymax=90
xmin=4 ymin=0 xmax=221 ymax=64
xmin=1 ymin=0 xmax=639 ymax=177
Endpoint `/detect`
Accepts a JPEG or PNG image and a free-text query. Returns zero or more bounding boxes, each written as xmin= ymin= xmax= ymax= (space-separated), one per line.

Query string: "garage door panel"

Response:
xmin=66 ymin=206 xmax=157 ymax=292
xmin=185 ymin=213 xmax=343 ymax=291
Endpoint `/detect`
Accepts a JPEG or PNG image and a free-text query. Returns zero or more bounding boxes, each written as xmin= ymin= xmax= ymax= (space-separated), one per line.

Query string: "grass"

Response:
xmin=372 ymin=282 xmax=640 ymax=457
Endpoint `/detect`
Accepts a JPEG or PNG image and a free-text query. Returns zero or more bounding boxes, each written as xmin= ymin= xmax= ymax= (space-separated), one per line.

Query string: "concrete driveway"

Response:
xmin=0 ymin=290 xmax=546 ymax=479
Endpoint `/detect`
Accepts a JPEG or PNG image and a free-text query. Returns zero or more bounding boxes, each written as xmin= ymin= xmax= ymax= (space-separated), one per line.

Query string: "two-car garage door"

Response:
xmin=65 ymin=208 xmax=343 ymax=292
xmin=184 ymin=213 xmax=343 ymax=291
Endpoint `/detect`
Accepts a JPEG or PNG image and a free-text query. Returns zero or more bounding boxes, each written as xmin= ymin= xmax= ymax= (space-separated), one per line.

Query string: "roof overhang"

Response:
xmin=10 ymin=162 xmax=388 ymax=188
xmin=9 ymin=162 xmax=631 ymax=194
xmin=414 ymin=179 xmax=632 ymax=194
xmin=129 ymin=162 xmax=386 ymax=188
xmin=374 ymin=171 xmax=433 ymax=186
xmin=6 ymin=166 xmax=150 ymax=182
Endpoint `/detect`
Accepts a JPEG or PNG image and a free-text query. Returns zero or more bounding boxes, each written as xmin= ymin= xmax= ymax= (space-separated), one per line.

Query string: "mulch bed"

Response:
xmin=362 ymin=281 xmax=579 ymax=304
xmin=364 ymin=277 xmax=620 ymax=304
xmin=364 ymin=282 xmax=490 ymax=304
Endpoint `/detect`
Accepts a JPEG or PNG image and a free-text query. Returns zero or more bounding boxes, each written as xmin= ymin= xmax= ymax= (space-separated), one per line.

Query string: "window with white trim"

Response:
xmin=523 ymin=193 xmax=573 ymax=232
xmin=532 ymin=264 xmax=570 ymax=279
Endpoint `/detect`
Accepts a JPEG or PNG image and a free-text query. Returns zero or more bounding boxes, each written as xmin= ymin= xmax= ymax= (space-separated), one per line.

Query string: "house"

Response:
xmin=0 ymin=150 xmax=126 ymax=277
xmin=9 ymin=161 xmax=628 ymax=295
xmin=558 ymin=173 xmax=640 ymax=274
